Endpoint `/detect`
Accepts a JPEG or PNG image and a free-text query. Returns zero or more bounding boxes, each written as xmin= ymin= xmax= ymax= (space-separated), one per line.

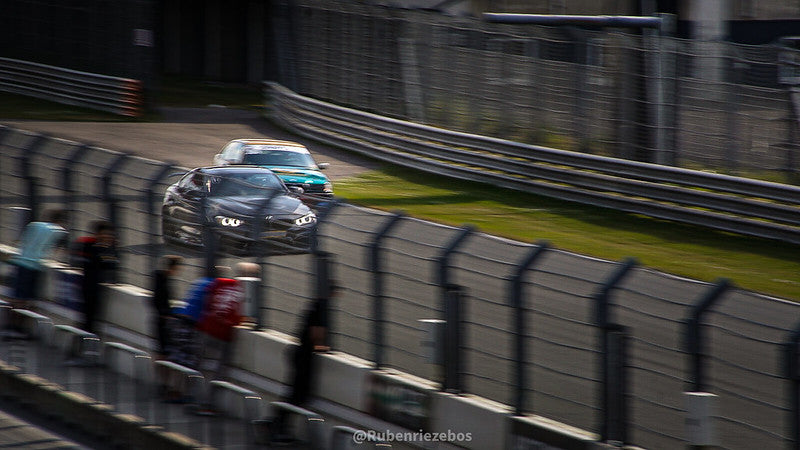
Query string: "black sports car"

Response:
xmin=161 ymin=166 xmax=317 ymax=255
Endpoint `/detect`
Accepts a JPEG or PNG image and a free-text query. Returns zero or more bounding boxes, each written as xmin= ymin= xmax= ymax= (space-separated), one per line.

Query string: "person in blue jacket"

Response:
xmin=8 ymin=209 xmax=69 ymax=304
xmin=168 ymin=269 xmax=220 ymax=368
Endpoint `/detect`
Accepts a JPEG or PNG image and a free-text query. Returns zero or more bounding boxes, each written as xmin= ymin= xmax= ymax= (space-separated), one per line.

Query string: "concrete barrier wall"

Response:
xmin=0 ymin=249 xmax=609 ymax=450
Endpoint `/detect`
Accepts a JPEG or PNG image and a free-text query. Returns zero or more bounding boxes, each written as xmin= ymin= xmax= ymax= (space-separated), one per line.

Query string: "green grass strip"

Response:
xmin=335 ymin=165 xmax=800 ymax=302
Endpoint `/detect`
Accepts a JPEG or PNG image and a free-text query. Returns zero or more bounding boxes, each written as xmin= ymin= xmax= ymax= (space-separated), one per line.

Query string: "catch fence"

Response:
xmin=1 ymin=126 xmax=799 ymax=449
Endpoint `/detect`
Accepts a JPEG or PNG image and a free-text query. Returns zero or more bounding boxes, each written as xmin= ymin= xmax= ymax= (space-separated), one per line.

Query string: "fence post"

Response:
xmin=310 ymin=199 xmax=340 ymax=255
xmin=145 ymin=163 xmax=176 ymax=270
xmin=594 ymin=257 xmax=636 ymax=443
xmin=62 ymin=144 xmax=90 ymax=233
xmin=20 ymin=134 xmax=48 ymax=222
xmin=724 ymin=58 xmax=743 ymax=174
xmin=315 ymin=250 xmax=334 ymax=301
xmin=0 ymin=126 xmax=8 ymax=239
xmin=508 ymin=241 xmax=549 ymax=415
xmin=784 ymin=321 xmax=800 ymax=450
xmin=684 ymin=278 xmax=731 ymax=392
xmin=249 ymin=192 xmax=280 ymax=330
xmin=368 ymin=211 xmax=404 ymax=368
xmin=101 ymin=153 xmax=130 ymax=233
xmin=443 ymin=284 xmax=464 ymax=393
xmin=200 ymin=194 xmax=218 ymax=278
xmin=606 ymin=323 xmax=630 ymax=445
xmin=436 ymin=225 xmax=475 ymax=289
xmin=315 ymin=251 xmax=335 ymax=350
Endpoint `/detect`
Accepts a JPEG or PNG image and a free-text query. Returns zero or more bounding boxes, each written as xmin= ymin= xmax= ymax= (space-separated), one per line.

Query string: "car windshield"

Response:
xmin=208 ymin=173 xmax=284 ymax=197
xmin=242 ymin=150 xmax=316 ymax=168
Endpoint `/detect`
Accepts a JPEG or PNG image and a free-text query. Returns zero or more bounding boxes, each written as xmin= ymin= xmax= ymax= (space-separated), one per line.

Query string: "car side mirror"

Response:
xmin=288 ymin=186 xmax=305 ymax=195
xmin=317 ymin=162 xmax=330 ymax=170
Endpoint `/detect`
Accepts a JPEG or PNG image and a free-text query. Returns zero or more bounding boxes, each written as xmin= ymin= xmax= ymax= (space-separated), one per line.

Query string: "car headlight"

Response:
xmin=215 ymin=216 xmax=242 ymax=227
xmin=294 ymin=213 xmax=317 ymax=226
xmin=323 ymin=182 xmax=333 ymax=193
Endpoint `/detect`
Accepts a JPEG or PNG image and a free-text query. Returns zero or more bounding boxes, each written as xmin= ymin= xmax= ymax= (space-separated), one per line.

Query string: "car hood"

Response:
xmin=266 ymin=167 xmax=328 ymax=185
xmin=205 ymin=195 xmax=309 ymax=218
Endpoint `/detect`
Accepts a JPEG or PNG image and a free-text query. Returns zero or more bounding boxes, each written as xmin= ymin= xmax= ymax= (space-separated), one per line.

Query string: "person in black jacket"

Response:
xmin=150 ymin=254 xmax=184 ymax=358
xmin=268 ymin=285 xmax=337 ymax=443
xmin=288 ymin=294 xmax=331 ymax=406
xmin=76 ymin=221 xmax=118 ymax=334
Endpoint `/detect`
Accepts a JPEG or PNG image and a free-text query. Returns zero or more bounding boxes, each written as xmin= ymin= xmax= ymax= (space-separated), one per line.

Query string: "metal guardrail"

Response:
xmin=0 ymin=57 xmax=143 ymax=117
xmin=267 ymin=81 xmax=800 ymax=244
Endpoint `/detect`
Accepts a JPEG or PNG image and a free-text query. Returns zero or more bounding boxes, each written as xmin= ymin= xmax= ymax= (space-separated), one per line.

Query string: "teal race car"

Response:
xmin=213 ymin=139 xmax=333 ymax=207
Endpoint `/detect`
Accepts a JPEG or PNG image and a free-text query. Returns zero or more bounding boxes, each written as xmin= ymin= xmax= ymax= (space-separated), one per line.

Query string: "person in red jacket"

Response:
xmin=194 ymin=264 xmax=247 ymax=415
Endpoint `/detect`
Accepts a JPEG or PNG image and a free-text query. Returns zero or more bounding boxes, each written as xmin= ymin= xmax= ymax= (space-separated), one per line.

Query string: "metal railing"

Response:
xmin=0 ymin=57 xmax=143 ymax=117
xmin=267 ymin=81 xmax=800 ymax=245
xmin=2 ymin=125 xmax=800 ymax=449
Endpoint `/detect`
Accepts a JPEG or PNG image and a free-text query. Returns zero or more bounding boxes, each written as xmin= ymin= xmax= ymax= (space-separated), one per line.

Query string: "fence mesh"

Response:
xmin=2 ymin=116 xmax=800 ymax=448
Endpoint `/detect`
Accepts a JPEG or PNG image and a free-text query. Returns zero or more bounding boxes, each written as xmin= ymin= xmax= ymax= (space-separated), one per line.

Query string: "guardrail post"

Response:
xmin=508 ymin=241 xmax=549 ymax=415
xmin=101 ymin=153 xmax=130 ymax=234
xmin=62 ymin=144 xmax=90 ymax=233
xmin=368 ymin=211 xmax=404 ymax=368
xmin=594 ymin=257 xmax=636 ymax=443
xmin=784 ymin=321 xmax=800 ymax=450
xmin=443 ymin=283 xmax=465 ymax=393
xmin=145 ymin=163 xmax=176 ymax=271
xmin=20 ymin=134 xmax=48 ymax=222
xmin=683 ymin=278 xmax=731 ymax=392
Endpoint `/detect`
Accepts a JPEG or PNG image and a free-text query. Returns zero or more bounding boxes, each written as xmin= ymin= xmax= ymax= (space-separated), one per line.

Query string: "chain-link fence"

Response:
xmin=270 ymin=0 xmax=800 ymax=182
xmin=3 ymin=126 xmax=800 ymax=449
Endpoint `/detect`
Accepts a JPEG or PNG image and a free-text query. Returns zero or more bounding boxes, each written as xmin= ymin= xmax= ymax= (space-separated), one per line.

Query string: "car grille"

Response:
xmin=285 ymin=182 xmax=326 ymax=194
xmin=266 ymin=216 xmax=295 ymax=231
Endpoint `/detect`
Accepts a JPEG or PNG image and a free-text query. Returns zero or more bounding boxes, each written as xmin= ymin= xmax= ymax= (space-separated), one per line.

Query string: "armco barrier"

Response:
xmin=0 ymin=57 xmax=143 ymax=117
xmin=266 ymin=82 xmax=800 ymax=245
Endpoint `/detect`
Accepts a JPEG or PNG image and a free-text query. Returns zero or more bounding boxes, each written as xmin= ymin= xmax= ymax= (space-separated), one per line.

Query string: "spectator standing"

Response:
xmin=150 ymin=254 xmax=183 ymax=358
xmin=7 ymin=209 xmax=69 ymax=306
xmin=194 ymin=264 xmax=245 ymax=415
xmin=287 ymin=289 xmax=334 ymax=406
xmin=195 ymin=265 xmax=244 ymax=379
xmin=170 ymin=272 xmax=216 ymax=368
xmin=74 ymin=221 xmax=118 ymax=334
xmin=269 ymin=285 xmax=337 ymax=442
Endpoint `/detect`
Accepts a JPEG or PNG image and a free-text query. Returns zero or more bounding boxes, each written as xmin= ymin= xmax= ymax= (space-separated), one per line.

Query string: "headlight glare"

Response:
xmin=323 ymin=182 xmax=333 ymax=193
xmin=215 ymin=216 xmax=242 ymax=227
xmin=294 ymin=213 xmax=317 ymax=226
